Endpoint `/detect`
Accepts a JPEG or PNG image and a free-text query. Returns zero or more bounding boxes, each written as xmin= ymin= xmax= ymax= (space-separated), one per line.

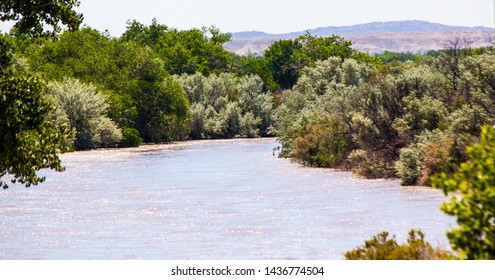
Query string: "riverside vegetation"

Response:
xmin=1 ymin=0 xmax=494 ymax=259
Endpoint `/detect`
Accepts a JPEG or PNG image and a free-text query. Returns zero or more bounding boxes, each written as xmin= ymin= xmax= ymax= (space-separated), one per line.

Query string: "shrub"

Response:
xmin=89 ymin=117 xmax=122 ymax=148
xmin=419 ymin=136 xmax=456 ymax=186
xmin=292 ymin=117 xmax=350 ymax=167
xmin=177 ymin=73 xmax=274 ymax=139
xmin=47 ymin=77 xmax=122 ymax=150
xmin=239 ymin=111 xmax=261 ymax=138
xmin=395 ymin=145 xmax=424 ymax=186
xmin=347 ymin=149 xmax=396 ymax=179
xmin=345 ymin=230 xmax=452 ymax=260
xmin=119 ymin=127 xmax=142 ymax=148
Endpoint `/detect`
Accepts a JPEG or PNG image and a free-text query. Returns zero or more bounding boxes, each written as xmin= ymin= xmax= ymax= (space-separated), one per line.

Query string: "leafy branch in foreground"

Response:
xmin=1 ymin=1 xmax=81 ymax=189
xmin=0 ymin=68 xmax=71 ymax=189
xmin=0 ymin=0 xmax=83 ymax=38
xmin=431 ymin=125 xmax=495 ymax=260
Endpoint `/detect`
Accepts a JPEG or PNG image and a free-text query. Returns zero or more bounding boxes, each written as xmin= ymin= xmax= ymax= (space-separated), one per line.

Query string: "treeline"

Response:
xmin=275 ymin=43 xmax=495 ymax=186
xmin=2 ymin=2 xmax=494 ymax=258
xmin=3 ymin=18 xmax=495 ymax=187
xmin=2 ymin=19 xmax=377 ymax=150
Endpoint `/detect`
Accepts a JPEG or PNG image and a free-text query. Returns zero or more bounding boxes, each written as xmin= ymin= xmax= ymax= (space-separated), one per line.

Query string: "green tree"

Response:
xmin=264 ymin=34 xmax=378 ymax=90
xmin=121 ymin=18 xmax=168 ymax=46
xmin=376 ymin=51 xmax=419 ymax=64
xmin=1 ymin=0 xmax=81 ymax=189
xmin=25 ymin=28 xmax=139 ymax=143
xmin=136 ymin=76 xmax=191 ymax=142
xmin=47 ymin=78 xmax=122 ymax=150
xmin=25 ymin=27 xmax=114 ymax=84
xmin=264 ymin=38 xmax=302 ymax=89
xmin=1 ymin=36 xmax=70 ymax=189
xmin=233 ymin=53 xmax=278 ymax=92
xmin=0 ymin=0 xmax=83 ymax=38
xmin=274 ymin=58 xmax=370 ymax=166
xmin=431 ymin=125 xmax=495 ymax=259
xmin=122 ymin=20 xmax=232 ymax=76
xmin=291 ymin=34 xmax=354 ymax=68
xmin=26 ymin=28 xmax=193 ymax=144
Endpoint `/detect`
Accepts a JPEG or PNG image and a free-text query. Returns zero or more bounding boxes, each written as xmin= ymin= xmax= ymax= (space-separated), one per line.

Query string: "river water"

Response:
xmin=0 ymin=138 xmax=454 ymax=259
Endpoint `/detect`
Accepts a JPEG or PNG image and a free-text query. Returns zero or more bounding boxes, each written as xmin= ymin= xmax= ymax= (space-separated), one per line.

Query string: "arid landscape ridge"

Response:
xmin=224 ymin=20 xmax=494 ymax=55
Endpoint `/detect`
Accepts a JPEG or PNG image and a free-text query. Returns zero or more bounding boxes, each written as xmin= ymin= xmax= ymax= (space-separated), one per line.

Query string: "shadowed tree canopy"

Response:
xmin=1 ymin=0 xmax=81 ymax=188
xmin=1 ymin=36 xmax=71 ymax=189
xmin=0 ymin=0 xmax=83 ymax=38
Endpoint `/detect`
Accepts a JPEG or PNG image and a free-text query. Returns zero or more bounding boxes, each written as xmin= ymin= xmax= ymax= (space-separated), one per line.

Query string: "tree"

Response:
xmin=264 ymin=38 xmax=302 ymax=89
xmin=135 ymin=76 xmax=191 ymax=142
xmin=47 ymin=78 xmax=122 ymax=150
xmin=233 ymin=53 xmax=278 ymax=92
xmin=292 ymin=116 xmax=350 ymax=167
xmin=1 ymin=36 xmax=70 ymax=188
xmin=291 ymin=34 xmax=354 ymax=68
xmin=1 ymin=1 xmax=82 ymax=188
xmin=25 ymin=27 xmax=193 ymax=144
xmin=375 ymin=51 xmax=418 ymax=64
xmin=0 ymin=0 xmax=83 ymax=38
xmin=431 ymin=125 xmax=495 ymax=259
xmin=122 ymin=20 xmax=232 ymax=76
xmin=121 ymin=18 xmax=168 ymax=46
xmin=176 ymin=72 xmax=274 ymax=139
xmin=264 ymin=34 xmax=377 ymax=90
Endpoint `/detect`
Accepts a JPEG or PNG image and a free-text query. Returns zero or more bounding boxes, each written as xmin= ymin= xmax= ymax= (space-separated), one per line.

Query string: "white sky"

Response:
xmin=1 ymin=0 xmax=494 ymax=36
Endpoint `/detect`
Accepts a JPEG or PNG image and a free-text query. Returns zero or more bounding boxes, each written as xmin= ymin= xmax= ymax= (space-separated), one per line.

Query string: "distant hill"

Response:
xmin=225 ymin=20 xmax=494 ymax=55
xmin=231 ymin=20 xmax=492 ymax=39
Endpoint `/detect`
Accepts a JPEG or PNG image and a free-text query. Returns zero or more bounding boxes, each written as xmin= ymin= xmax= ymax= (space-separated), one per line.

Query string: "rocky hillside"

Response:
xmin=225 ymin=21 xmax=493 ymax=55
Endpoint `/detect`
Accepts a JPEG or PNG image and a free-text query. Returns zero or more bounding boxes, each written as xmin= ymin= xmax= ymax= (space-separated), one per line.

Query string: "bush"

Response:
xmin=347 ymin=149 xmax=396 ymax=179
xmin=119 ymin=127 xmax=142 ymax=147
xmin=419 ymin=136 xmax=457 ymax=186
xmin=47 ymin=77 xmax=122 ymax=150
xmin=89 ymin=117 xmax=123 ymax=148
xmin=177 ymin=73 xmax=274 ymax=139
xmin=292 ymin=117 xmax=350 ymax=167
xmin=395 ymin=145 xmax=424 ymax=186
xmin=344 ymin=230 xmax=452 ymax=260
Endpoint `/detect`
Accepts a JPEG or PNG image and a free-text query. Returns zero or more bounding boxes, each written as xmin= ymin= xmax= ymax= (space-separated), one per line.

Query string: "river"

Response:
xmin=0 ymin=138 xmax=454 ymax=259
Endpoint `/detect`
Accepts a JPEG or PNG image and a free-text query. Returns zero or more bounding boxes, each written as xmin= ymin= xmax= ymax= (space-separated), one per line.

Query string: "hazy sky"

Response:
xmin=1 ymin=0 xmax=494 ymax=35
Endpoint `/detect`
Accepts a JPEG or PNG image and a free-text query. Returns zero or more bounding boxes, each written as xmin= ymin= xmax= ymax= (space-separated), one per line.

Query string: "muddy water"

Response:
xmin=0 ymin=138 xmax=453 ymax=259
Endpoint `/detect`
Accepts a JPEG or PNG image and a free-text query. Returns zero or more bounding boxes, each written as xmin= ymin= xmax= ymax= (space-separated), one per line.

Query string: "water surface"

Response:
xmin=0 ymin=138 xmax=453 ymax=259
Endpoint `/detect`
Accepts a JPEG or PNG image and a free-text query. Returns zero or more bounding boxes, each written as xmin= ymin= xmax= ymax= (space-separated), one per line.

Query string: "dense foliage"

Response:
xmin=275 ymin=44 xmax=495 ymax=186
xmin=47 ymin=78 xmax=122 ymax=150
xmin=375 ymin=51 xmax=419 ymax=64
xmin=0 ymin=0 xmax=83 ymax=38
xmin=122 ymin=19 xmax=232 ymax=76
xmin=1 ymin=35 xmax=70 ymax=189
xmin=176 ymin=73 xmax=275 ymax=139
xmin=1 ymin=1 xmax=80 ymax=189
xmin=23 ymin=27 xmax=192 ymax=144
xmin=262 ymin=34 xmax=379 ymax=90
xmin=431 ymin=125 xmax=495 ymax=260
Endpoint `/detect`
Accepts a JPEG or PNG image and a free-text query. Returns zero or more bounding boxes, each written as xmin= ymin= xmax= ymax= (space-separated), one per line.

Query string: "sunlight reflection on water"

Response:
xmin=0 ymin=138 xmax=454 ymax=259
